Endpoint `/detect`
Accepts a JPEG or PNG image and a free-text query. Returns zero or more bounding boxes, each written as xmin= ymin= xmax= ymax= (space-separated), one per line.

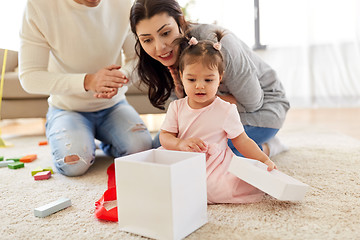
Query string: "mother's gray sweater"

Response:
xmin=190 ymin=24 xmax=290 ymax=129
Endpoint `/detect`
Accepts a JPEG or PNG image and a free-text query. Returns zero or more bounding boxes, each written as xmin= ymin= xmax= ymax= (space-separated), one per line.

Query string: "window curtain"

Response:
xmin=182 ymin=0 xmax=360 ymax=107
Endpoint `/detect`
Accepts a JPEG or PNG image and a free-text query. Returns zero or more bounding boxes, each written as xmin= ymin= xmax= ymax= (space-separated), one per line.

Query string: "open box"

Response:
xmin=115 ymin=149 xmax=208 ymax=240
xmin=229 ymin=156 xmax=309 ymax=201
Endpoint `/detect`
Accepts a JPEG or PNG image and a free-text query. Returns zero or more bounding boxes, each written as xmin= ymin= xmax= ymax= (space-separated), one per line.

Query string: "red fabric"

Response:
xmin=94 ymin=163 xmax=118 ymax=221
xmin=106 ymin=163 xmax=116 ymax=189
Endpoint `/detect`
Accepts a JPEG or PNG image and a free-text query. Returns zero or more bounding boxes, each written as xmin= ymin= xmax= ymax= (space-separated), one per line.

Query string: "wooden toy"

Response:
xmin=31 ymin=167 xmax=44 ymax=176
xmin=38 ymin=141 xmax=48 ymax=146
xmin=43 ymin=167 xmax=54 ymax=174
xmin=20 ymin=154 xmax=37 ymax=163
xmin=31 ymin=167 xmax=54 ymax=176
xmin=34 ymin=197 xmax=72 ymax=218
xmin=34 ymin=171 xmax=51 ymax=180
xmin=8 ymin=162 xmax=24 ymax=169
xmin=6 ymin=158 xmax=20 ymax=162
xmin=0 ymin=160 xmax=14 ymax=167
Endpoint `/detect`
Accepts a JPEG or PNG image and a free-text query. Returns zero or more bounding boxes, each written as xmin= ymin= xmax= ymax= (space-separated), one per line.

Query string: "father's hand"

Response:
xmin=84 ymin=64 xmax=129 ymax=99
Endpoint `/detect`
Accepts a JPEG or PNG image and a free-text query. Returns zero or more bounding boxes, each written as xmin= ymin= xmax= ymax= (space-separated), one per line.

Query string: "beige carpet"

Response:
xmin=0 ymin=126 xmax=359 ymax=240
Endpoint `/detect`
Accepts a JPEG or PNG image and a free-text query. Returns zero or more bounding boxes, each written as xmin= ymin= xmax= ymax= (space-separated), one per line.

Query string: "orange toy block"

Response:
xmin=20 ymin=154 xmax=38 ymax=163
xmin=38 ymin=141 xmax=48 ymax=146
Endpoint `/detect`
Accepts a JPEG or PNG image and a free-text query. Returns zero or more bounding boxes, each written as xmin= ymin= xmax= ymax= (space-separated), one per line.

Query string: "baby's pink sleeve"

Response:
xmin=160 ymin=101 xmax=179 ymax=134
xmin=223 ymin=105 xmax=244 ymax=139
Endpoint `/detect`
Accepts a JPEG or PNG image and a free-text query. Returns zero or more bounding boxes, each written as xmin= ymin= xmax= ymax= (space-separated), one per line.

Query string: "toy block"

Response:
xmin=34 ymin=171 xmax=51 ymax=180
xmin=0 ymin=156 xmax=4 ymax=161
xmin=0 ymin=160 xmax=15 ymax=167
xmin=34 ymin=197 xmax=71 ymax=218
xmin=20 ymin=154 xmax=37 ymax=163
xmin=38 ymin=141 xmax=48 ymax=146
xmin=6 ymin=158 xmax=20 ymax=162
xmin=8 ymin=162 xmax=25 ymax=169
xmin=31 ymin=167 xmax=44 ymax=176
xmin=43 ymin=167 xmax=54 ymax=174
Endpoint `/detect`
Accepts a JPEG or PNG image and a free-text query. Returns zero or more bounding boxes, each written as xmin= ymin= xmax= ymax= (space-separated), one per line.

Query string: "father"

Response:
xmin=18 ymin=0 xmax=152 ymax=176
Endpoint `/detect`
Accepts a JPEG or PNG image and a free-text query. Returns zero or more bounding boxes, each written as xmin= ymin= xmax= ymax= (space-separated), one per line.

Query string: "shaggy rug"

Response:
xmin=0 ymin=126 xmax=359 ymax=240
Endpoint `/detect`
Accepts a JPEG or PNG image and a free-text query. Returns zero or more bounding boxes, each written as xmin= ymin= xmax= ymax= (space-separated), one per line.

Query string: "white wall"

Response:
xmin=180 ymin=0 xmax=360 ymax=108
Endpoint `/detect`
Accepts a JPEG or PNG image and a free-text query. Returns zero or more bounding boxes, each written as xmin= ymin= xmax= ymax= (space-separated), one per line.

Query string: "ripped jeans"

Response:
xmin=45 ymin=99 xmax=152 ymax=177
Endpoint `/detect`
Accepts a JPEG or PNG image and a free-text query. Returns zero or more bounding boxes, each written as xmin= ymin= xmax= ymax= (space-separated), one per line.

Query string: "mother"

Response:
xmin=129 ymin=0 xmax=290 ymax=157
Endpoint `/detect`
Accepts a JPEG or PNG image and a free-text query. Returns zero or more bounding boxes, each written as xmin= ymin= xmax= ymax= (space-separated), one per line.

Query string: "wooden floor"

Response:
xmin=282 ymin=108 xmax=360 ymax=140
xmin=1 ymin=108 xmax=360 ymax=140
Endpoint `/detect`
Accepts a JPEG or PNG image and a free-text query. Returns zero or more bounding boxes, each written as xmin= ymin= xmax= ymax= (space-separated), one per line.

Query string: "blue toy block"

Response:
xmin=34 ymin=198 xmax=72 ymax=218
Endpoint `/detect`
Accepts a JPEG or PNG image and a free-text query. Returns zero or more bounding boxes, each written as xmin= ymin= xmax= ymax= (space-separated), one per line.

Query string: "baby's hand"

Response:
xmin=263 ymin=159 xmax=277 ymax=171
xmin=178 ymin=138 xmax=207 ymax=152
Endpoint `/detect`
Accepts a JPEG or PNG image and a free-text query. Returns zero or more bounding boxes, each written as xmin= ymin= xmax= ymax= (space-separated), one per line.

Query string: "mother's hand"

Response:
xmin=84 ymin=64 xmax=129 ymax=99
xmin=168 ymin=67 xmax=184 ymax=99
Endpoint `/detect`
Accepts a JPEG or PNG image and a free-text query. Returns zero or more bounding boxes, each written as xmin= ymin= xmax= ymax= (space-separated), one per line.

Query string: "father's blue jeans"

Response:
xmin=46 ymin=100 xmax=152 ymax=176
xmin=228 ymin=125 xmax=279 ymax=156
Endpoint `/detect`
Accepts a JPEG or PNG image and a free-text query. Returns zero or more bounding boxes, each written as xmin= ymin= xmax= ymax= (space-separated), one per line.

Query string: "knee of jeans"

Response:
xmin=126 ymin=134 xmax=153 ymax=155
xmin=54 ymin=155 xmax=94 ymax=177
xmin=129 ymin=123 xmax=148 ymax=132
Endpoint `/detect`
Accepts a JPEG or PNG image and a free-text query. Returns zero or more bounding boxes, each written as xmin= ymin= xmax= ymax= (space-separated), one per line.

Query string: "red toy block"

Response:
xmin=20 ymin=154 xmax=38 ymax=163
xmin=34 ymin=171 xmax=51 ymax=180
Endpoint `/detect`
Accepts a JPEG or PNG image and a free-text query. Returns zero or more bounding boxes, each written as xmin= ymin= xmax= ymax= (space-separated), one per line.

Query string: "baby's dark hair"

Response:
xmin=176 ymin=30 xmax=225 ymax=76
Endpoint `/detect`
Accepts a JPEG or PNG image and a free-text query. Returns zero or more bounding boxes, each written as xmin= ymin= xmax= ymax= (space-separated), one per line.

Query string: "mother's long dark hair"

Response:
xmin=130 ymin=0 xmax=189 ymax=110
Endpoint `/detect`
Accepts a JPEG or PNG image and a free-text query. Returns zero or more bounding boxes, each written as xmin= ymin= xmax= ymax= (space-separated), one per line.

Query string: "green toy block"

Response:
xmin=6 ymin=158 xmax=20 ymax=162
xmin=0 ymin=156 xmax=4 ymax=161
xmin=8 ymin=162 xmax=24 ymax=169
xmin=31 ymin=167 xmax=44 ymax=176
xmin=43 ymin=167 xmax=54 ymax=174
xmin=31 ymin=166 xmax=54 ymax=176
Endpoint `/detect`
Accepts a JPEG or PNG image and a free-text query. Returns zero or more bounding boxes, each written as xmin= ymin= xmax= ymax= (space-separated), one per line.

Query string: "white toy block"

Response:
xmin=229 ymin=156 xmax=309 ymax=201
xmin=0 ymin=160 xmax=14 ymax=167
xmin=34 ymin=197 xmax=71 ymax=218
xmin=115 ymin=149 xmax=208 ymax=240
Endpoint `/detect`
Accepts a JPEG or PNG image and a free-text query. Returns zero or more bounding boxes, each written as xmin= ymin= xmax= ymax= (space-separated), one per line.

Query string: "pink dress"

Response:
xmin=161 ymin=97 xmax=264 ymax=204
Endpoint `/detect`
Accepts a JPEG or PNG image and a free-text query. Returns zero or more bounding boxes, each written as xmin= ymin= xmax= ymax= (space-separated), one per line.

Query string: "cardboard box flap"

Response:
xmin=229 ymin=156 xmax=309 ymax=201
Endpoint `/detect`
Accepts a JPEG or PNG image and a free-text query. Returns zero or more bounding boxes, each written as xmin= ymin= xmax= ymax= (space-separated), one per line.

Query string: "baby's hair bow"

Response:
xmin=188 ymin=37 xmax=198 ymax=46
xmin=213 ymin=42 xmax=221 ymax=51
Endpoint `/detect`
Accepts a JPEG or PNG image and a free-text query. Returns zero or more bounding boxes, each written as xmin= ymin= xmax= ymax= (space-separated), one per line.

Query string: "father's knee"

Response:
xmin=55 ymin=155 xmax=94 ymax=177
xmin=127 ymin=134 xmax=152 ymax=155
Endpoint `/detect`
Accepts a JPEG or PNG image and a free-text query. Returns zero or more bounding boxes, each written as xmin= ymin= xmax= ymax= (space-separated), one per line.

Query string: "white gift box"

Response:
xmin=115 ymin=149 xmax=208 ymax=240
xmin=229 ymin=156 xmax=309 ymax=201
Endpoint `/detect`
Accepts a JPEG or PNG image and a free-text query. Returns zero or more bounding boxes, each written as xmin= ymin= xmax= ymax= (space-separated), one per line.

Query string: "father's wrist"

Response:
xmin=84 ymin=74 xmax=92 ymax=91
